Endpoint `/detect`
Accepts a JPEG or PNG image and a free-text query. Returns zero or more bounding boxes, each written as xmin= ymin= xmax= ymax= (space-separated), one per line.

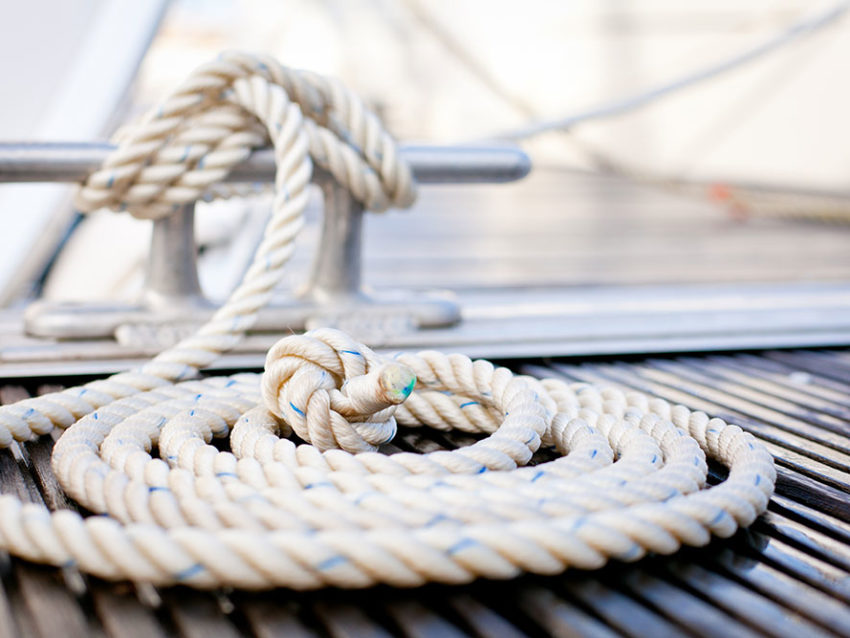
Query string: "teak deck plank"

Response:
xmin=2 ymin=349 xmax=850 ymax=636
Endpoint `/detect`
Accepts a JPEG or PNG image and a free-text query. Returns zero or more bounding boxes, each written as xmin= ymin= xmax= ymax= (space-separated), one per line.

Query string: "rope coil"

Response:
xmin=0 ymin=52 xmax=775 ymax=590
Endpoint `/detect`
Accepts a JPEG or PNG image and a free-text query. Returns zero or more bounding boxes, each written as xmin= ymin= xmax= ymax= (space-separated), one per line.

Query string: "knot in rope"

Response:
xmin=73 ymin=51 xmax=416 ymax=220
xmin=261 ymin=328 xmax=415 ymax=452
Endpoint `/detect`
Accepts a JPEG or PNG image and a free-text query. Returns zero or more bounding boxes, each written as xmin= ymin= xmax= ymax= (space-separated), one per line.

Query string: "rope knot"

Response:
xmin=73 ymin=51 xmax=416 ymax=220
xmin=261 ymin=328 xmax=416 ymax=452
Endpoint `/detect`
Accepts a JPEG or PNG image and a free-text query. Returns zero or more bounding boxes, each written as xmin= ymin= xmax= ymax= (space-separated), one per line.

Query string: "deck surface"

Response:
xmin=352 ymin=168 xmax=850 ymax=288
xmin=2 ymin=348 xmax=850 ymax=637
xmin=3 ymin=169 xmax=850 ymax=374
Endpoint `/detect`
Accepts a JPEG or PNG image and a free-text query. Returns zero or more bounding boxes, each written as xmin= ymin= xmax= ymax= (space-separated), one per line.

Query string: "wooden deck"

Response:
xmin=0 ymin=168 xmax=848 ymax=635
xmin=2 ymin=348 xmax=850 ymax=637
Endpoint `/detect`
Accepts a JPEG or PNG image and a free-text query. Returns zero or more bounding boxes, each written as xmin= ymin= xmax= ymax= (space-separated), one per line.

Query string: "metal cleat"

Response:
xmin=3 ymin=142 xmax=530 ymax=345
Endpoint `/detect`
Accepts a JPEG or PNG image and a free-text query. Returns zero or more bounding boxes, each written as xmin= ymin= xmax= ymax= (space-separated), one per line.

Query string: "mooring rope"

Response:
xmin=0 ymin=52 xmax=775 ymax=590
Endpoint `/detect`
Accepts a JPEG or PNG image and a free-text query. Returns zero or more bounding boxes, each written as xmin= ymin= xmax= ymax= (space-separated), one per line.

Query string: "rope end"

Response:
xmin=378 ymin=363 xmax=416 ymax=405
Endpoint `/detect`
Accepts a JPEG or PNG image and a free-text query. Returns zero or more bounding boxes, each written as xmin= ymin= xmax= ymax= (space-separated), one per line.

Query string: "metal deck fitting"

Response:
xmin=2 ymin=142 xmax=530 ymax=343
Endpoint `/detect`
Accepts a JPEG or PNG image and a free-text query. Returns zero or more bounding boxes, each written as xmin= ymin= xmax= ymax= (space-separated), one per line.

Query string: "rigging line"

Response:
xmin=398 ymin=0 xmax=607 ymax=167
xmin=491 ymin=0 xmax=850 ymax=142
xmin=670 ymin=20 xmax=831 ymax=177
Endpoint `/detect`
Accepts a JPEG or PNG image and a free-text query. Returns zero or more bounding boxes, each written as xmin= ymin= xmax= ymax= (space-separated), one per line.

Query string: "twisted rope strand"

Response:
xmin=0 ymin=53 xmax=775 ymax=589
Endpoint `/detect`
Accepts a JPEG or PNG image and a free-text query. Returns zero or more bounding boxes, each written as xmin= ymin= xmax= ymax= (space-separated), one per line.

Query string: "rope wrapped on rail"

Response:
xmin=0 ymin=52 xmax=775 ymax=589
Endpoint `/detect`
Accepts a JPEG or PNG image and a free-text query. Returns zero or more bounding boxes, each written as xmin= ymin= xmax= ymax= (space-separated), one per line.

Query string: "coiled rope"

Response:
xmin=0 ymin=52 xmax=775 ymax=590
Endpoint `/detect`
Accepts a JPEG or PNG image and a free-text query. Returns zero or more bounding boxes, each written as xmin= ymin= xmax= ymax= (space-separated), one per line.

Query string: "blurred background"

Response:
xmin=133 ymin=0 xmax=850 ymax=187
xmin=1 ymin=0 xmax=849 ymax=311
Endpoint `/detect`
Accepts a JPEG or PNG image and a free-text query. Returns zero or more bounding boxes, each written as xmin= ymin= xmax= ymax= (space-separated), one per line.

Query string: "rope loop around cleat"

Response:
xmin=0 ymin=52 xmax=775 ymax=589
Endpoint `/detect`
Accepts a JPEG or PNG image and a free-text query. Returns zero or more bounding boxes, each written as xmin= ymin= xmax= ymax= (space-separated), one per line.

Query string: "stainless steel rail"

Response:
xmin=0 ymin=142 xmax=531 ymax=184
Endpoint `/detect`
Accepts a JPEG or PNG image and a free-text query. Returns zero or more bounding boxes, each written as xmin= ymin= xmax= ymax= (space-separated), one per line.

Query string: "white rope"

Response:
xmin=0 ymin=52 xmax=775 ymax=590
